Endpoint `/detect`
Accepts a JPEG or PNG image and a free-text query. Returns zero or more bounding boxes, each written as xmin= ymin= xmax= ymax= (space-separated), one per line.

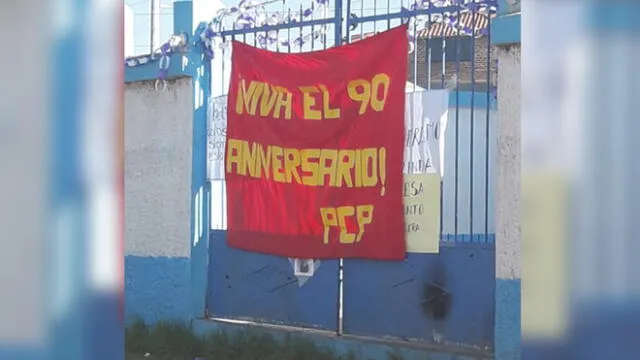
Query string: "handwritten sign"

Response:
xmin=404 ymin=90 xmax=449 ymax=176
xmin=403 ymin=174 xmax=440 ymax=253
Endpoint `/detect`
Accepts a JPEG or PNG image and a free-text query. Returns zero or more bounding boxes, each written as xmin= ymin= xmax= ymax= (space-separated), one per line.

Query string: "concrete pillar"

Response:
xmin=494 ymin=43 xmax=521 ymax=360
xmin=491 ymin=4 xmax=522 ymax=359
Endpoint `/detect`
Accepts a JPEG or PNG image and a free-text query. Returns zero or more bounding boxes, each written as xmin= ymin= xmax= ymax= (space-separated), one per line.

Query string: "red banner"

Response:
xmin=225 ymin=25 xmax=408 ymax=260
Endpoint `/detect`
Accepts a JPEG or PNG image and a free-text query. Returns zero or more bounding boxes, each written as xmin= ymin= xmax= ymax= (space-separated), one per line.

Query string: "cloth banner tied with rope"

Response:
xmin=224 ymin=25 xmax=408 ymax=260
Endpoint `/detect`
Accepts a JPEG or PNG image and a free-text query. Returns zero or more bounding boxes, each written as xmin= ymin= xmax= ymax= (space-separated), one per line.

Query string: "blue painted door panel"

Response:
xmin=342 ymin=243 xmax=495 ymax=348
xmin=207 ymin=230 xmax=340 ymax=331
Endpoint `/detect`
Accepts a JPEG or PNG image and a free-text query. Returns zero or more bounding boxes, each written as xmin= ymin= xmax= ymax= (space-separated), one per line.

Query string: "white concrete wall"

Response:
xmin=493 ymin=42 xmax=522 ymax=360
xmin=124 ymin=77 xmax=193 ymax=258
xmin=495 ymin=45 xmax=521 ymax=279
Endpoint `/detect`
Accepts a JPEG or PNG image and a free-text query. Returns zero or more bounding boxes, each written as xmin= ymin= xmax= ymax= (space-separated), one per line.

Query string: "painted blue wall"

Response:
xmin=125 ymin=256 xmax=191 ymax=324
xmin=491 ymin=14 xmax=521 ymax=46
xmin=450 ymin=91 xmax=497 ymax=109
xmin=492 ymin=0 xmax=521 ymax=46
xmin=495 ymin=279 xmax=521 ymax=359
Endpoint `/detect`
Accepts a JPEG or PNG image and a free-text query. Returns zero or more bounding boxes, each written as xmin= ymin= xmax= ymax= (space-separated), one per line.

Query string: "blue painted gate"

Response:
xmin=205 ymin=0 xmax=497 ymax=351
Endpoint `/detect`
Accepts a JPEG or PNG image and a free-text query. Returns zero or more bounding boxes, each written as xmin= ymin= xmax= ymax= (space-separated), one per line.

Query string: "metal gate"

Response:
xmin=206 ymin=0 xmax=497 ymax=351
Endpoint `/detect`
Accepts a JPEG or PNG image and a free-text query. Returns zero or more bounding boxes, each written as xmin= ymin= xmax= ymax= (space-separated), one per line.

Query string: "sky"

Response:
xmin=125 ymin=0 xmax=176 ymax=56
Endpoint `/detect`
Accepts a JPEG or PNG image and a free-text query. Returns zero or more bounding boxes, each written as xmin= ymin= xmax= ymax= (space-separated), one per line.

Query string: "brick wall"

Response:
xmin=408 ymin=36 xmax=497 ymax=91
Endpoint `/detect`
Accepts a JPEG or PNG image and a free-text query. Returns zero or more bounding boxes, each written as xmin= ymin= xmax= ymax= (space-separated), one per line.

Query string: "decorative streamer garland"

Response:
xmin=199 ymin=0 xmax=498 ymax=59
xmin=124 ymin=33 xmax=188 ymax=91
xmin=200 ymin=0 xmax=330 ymax=59
xmin=124 ymin=33 xmax=187 ymax=68
xmin=123 ymin=0 xmax=499 ymax=86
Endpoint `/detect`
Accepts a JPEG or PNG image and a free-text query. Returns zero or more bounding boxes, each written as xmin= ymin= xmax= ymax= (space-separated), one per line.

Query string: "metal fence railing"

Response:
xmin=205 ymin=0 xmax=497 ymax=350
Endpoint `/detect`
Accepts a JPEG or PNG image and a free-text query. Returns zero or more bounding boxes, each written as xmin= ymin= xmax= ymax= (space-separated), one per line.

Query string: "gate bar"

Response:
xmin=213 ymin=4 xmax=468 ymax=38
xmin=216 ymin=18 xmax=335 ymax=37
xmin=333 ymin=0 xmax=344 ymax=337
xmin=334 ymin=0 xmax=343 ymax=46
xmin=348 ymin=5 xmax=462 ymax=25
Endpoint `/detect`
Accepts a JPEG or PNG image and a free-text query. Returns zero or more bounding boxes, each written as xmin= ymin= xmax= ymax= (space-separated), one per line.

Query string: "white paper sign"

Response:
xmin=403 ymin=90 xmax=449 ymax=177
xmin=207 ymin=95 xmax=228 ymax=180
